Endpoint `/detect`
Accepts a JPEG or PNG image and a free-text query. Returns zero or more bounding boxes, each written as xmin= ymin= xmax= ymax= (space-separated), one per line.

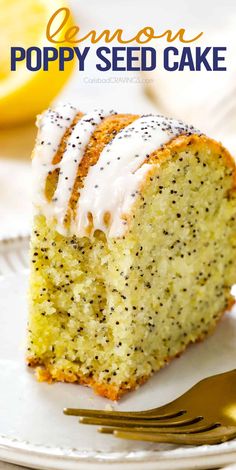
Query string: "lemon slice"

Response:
xmin=0 ymin=0 xmax=74 ymax=126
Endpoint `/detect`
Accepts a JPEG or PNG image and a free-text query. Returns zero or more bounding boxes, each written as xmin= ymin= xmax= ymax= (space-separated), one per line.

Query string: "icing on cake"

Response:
xmin=33 ymin=106 xmax=200 ymax=237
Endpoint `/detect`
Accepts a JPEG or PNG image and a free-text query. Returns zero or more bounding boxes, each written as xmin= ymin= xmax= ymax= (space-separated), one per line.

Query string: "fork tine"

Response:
xmin=63 ymin=407 xmax=185 ymax=420
xmin=99 ymin=422 xmax=219 ymax=435
xmin=111 ymin=425 xmax=236 ymax=446
xmin=64 ymin=370 xmax=236 ymax=445
xmin=79 ymin=415 xmax=203 ymax=428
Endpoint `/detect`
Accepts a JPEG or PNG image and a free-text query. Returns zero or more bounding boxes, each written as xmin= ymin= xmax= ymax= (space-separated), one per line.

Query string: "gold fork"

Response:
xmin=64 ymin=369 xmax=236 ymax=445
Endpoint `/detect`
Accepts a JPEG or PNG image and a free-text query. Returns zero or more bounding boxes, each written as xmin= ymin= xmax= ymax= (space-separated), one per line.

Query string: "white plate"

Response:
xmin=1 ymin=237 xmax=236 ymax=470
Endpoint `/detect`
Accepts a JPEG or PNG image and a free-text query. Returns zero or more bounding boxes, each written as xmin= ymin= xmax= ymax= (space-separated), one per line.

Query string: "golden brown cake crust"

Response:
xmin=33 ymin=111 xmax=236 ymax=227
xmin=68 ymin=114 xmax=138 ymax=222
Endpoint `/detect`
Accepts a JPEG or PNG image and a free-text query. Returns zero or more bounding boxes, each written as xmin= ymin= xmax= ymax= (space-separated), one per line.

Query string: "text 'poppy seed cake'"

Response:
xmin=27 ymin=104 xmax=236 ymax=400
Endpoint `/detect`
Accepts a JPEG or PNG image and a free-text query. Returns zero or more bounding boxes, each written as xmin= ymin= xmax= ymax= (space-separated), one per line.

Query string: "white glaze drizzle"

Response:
xmin=32 ymin=103 xmax=77 ymax=213
xmin=76 ymin=114 xmax=199 ymax=237
xmin=52 ymin=109 xmax=116 ymax=232
xmin=33 ymin=106 xmax=200 ymax=238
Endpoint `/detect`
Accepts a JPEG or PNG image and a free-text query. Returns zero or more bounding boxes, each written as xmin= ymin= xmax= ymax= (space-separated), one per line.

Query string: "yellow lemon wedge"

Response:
xmin=0 ymin=0 xmax=74 ymax=126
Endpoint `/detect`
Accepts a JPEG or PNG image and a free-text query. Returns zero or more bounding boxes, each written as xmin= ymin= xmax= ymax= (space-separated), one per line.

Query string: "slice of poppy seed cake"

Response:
xmin=27 ymin=104 xmax=236 ymax=400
